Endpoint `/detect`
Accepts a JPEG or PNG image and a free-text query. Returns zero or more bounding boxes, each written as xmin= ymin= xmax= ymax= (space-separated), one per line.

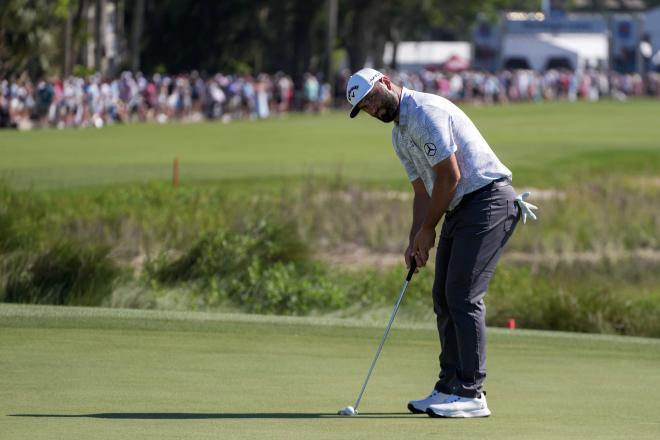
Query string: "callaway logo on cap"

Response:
xmin=346 ymin=68 xmax=384 ymax=118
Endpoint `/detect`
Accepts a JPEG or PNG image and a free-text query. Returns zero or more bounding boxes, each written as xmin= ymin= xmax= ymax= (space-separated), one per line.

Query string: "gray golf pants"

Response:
xmin=433 ymin=180 xmax=519 ymax=398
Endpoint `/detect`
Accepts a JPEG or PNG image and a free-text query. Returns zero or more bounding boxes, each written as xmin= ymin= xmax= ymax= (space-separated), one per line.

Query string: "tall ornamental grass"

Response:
xmin=1 ymin=178 xmax=659 ymax=336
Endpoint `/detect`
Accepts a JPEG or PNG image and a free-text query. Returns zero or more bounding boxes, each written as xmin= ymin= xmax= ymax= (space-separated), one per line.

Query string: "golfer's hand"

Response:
xmin=412 ymin=225 xmax=436 ymax=267
xmin=404 ymin=244 xmax=419 ymax=273
xmin=515 ymin=192 xmax=538 ymax=224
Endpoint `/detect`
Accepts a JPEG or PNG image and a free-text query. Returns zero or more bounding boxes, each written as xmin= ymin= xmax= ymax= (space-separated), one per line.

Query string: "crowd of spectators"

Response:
xmin=381 ymin=69 xmax=660 ymax=104
xmin=1 ymin=68 xmax=659 ymax=130
xmin=0 ymin=71 xmax=312 ymax=130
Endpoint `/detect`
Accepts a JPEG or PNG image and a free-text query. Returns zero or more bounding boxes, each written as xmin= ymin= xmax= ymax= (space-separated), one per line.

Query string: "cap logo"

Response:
xmin=348 ymin=85 xmax=359 ymax=100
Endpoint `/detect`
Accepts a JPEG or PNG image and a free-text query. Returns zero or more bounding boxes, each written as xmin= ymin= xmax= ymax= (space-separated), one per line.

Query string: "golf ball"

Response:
xmin=338 ymin=406 xmax=357 ymax=416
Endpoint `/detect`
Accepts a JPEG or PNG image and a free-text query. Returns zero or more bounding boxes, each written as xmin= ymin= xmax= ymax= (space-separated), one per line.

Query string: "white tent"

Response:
xmin=383 ymin=41 xmax=471 ymax=70
xmin=502 ymin=32 xmax=609 ymax=71
xmin=645 ymin=7 xmax=660 ymax=56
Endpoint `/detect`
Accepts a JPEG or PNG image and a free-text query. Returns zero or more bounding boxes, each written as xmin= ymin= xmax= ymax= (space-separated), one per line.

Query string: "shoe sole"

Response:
xmin=407 ymin=403 xmax=426 ymax=414
xmin=426 ymin=408 xmax=491 ymax=418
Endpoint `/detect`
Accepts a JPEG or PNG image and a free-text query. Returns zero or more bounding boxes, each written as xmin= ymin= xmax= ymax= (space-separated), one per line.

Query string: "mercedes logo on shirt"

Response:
xmin=424 ymin=143 xmax=437 ymax=156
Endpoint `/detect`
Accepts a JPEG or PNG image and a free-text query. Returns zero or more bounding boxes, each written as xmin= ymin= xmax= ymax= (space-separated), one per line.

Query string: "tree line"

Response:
xmin=2 ymin=0 xmax=649 ymax=83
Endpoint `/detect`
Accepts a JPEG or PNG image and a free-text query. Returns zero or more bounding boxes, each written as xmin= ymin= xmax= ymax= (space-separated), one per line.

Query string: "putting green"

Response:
xmin=1 ymin=304 xmax=659 ymax=439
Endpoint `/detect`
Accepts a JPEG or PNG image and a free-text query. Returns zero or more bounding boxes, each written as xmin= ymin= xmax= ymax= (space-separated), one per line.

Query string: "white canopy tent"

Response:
xmin=645 ymin=7 xmax=660 ymax=62
xmin=382 ymin=41 xmax=471 ymax=70
xmin=502 ymin=33 xmax=609 ymax=71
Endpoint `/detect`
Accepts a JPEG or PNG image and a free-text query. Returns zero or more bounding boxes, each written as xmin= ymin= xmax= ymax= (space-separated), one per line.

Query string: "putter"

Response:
xmin=338 ymin=258 xmax=417 ymax=416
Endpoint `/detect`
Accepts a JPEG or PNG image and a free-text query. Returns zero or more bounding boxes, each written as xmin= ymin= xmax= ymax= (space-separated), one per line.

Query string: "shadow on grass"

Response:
xmin=9 ymin=412 xmax=415 ymax=419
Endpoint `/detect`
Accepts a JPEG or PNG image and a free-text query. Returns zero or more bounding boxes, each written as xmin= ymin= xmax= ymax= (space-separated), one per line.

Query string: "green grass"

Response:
xmin=1 ymin=100 xmax=660 ymax=336
xmin=1 ymin=100 xmax=660 ymax=189
xmin=2 ymin=304 xmax=660 ymax=439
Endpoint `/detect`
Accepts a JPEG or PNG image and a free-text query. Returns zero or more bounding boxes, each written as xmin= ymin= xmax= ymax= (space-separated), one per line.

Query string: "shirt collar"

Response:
xmin=397 ymin=87 xmax=413 ymax=132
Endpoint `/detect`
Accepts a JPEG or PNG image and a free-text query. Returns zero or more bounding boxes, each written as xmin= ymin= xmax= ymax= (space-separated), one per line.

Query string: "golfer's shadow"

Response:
xmin=10 ymin=412 xmax=413 ymax=420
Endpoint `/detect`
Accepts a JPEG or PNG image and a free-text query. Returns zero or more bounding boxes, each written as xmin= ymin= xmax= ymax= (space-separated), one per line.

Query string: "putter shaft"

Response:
xmin=353 ymin=262 xmax=416 ymax=411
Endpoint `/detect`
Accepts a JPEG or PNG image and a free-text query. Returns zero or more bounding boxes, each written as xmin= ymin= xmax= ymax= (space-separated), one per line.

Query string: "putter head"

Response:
xmin=337 ymin=406 xmax=357 ymax=416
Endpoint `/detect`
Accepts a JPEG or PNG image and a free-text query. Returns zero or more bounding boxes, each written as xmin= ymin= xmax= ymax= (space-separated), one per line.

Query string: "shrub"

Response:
xmin=146 ymin=219 xmax=345 ymax=314
xmin=149 ymin=219 xmax=307 ymax=282
xmin=2 ymin=241 xmax=120 ymax=305
xmin=0 ymin=183 xmax=43 ymax=252
xmin=239 ymin=261 xmax=346 ymax=314
xmin=486 ymin=261 xmax=660 ymax=338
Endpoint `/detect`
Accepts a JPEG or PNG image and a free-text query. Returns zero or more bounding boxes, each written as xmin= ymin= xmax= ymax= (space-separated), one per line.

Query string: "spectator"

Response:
xmin=1 ymin=68 xmax=659 ymax=131
xmin=303 ymin=72 xmax=320 ymax=113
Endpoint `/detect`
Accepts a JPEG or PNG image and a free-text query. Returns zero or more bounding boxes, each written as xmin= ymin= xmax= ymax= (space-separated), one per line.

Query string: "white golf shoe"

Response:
xmin=407 ymin=389 xmax=451 ymax=414
xmin=426 ymin=393 xmax=491 ymax=418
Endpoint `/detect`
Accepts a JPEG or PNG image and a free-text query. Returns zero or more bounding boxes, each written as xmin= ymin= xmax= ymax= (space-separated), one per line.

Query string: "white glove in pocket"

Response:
xmin=515 ymin=192 xmax=538 ymax=224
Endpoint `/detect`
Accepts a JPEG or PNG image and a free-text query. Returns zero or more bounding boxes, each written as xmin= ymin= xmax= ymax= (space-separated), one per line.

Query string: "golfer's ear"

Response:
xmin=381 ymin=76 xmax=392 ymax=89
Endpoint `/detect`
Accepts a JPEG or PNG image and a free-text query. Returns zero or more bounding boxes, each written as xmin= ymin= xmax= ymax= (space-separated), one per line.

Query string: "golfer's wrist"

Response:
xmin=420 ymin=221 xmax=436 ymax=231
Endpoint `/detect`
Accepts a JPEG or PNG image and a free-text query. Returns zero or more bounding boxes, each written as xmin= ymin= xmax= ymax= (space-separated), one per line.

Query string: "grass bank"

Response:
xmin=1 ymin=101 xmax=659 ymax=336
xmin=1 ymin=178 xmax=660 ymax=336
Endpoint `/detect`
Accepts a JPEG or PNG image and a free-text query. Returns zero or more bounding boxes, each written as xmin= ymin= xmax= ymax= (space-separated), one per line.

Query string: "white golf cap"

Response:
xmin=346 ymin=68 xmax=384 ymax=118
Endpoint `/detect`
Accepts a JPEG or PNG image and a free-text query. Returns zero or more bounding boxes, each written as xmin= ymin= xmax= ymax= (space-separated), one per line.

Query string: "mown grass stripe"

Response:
xmin=2 ymin=303 xmax=658 ymax=345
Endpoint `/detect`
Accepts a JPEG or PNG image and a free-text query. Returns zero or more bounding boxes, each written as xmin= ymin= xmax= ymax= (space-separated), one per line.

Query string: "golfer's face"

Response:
xmin=359 ymin=82 xmax=398 ymax=123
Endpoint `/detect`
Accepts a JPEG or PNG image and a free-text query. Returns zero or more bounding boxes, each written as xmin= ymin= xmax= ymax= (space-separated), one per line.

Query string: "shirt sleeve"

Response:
xmin=410 ymin=106 xmax=457 ymax=167
xmin=392 ymin=131 xmax=419 ymax=182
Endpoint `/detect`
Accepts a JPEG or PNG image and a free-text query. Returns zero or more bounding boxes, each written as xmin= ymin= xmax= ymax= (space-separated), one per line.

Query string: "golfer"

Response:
xmin=346 ymin=68 xmax=536 ymax=418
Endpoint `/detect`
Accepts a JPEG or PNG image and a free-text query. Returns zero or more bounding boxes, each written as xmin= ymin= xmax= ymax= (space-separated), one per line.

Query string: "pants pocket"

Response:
xmin=504 ymin=198 xmax=519 ymax=233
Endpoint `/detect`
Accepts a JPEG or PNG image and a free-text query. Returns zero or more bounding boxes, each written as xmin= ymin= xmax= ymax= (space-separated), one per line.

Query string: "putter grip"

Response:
xmin=406 ymin=259 xmax=417 ymax=281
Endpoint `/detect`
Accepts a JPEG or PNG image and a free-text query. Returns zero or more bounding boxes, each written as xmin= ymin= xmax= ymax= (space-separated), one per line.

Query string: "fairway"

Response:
xmin=2 ymin=100 xmax=660 ymax=189
xmin=2 ymin=305 xmax=659 ymax=439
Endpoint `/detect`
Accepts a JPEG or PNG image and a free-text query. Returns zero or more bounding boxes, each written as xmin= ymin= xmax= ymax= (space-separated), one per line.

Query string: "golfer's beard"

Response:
xmin=376 ymin=96 xmax=399 ymax=123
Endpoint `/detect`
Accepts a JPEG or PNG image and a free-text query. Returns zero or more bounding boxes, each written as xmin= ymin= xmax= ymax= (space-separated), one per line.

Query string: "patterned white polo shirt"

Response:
xmin=392 ymin=88 xmax=512 ymax=210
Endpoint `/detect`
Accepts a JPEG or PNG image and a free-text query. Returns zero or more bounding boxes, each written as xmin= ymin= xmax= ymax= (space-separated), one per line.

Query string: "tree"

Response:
xmin=0 ymin=0 xmax=69 ymax=77
xmin=4 ymin=0 xmax=643 ymax=79
xmin=137 ymin=0 xmax=328 ymax=81
xmin=130 ymin=0 xmax=145 ymax=71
